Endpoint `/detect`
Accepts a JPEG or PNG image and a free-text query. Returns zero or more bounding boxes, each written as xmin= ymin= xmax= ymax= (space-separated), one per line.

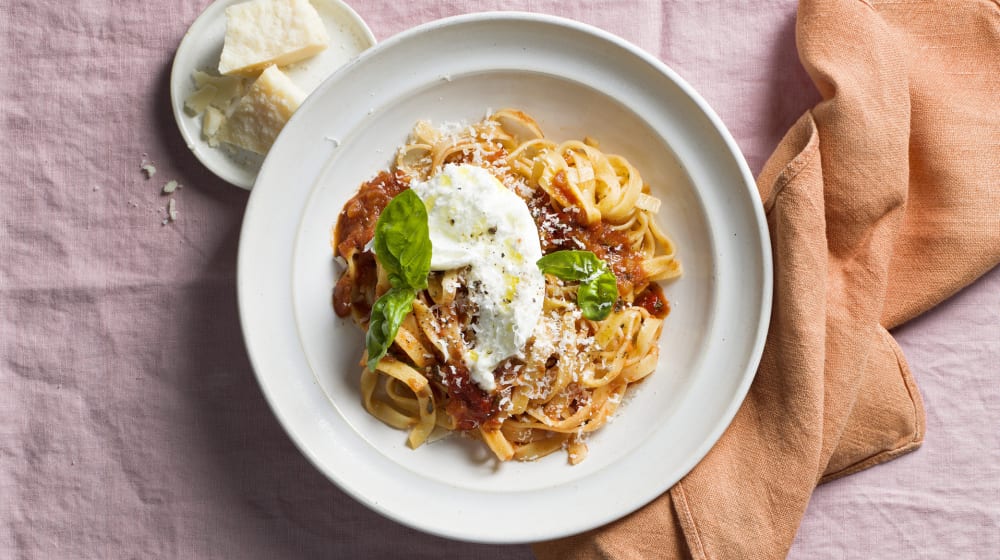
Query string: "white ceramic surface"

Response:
xmin=238 ymin=12 xmax=772 ymax=543
xmin=169 ymin=0 xmax=376 ymax=189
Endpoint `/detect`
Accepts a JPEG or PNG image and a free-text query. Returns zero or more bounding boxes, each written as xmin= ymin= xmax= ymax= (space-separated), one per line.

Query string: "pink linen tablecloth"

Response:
xmin=2 ymin=1 xmax=997 ymax=558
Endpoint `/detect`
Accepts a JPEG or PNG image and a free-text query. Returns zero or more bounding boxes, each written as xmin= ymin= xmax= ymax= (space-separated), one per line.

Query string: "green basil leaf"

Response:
xmin=577 ymin=269 xmax=618 ymax=320
xmin=366 ymin=287 xmax=416 ymax=372
xmin=536 ymin=250 xmax=604 ymax=281
xmin=373 ymin=189 xmax=432 ymax=290
xmin=536 ymin=250 xmax=619 ymax=320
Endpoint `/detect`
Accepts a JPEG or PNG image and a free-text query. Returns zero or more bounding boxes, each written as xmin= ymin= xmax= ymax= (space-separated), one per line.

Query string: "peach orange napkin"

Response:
xmin=536 ymin=0 xmax=1000 ymax=557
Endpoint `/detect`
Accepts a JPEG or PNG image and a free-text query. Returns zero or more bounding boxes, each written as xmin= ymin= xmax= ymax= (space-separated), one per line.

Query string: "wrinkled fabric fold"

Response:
xmin=535 ymin=0 xmax=999 ymax=558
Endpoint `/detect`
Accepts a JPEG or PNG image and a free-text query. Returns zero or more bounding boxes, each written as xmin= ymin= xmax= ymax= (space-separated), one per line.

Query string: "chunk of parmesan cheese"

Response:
xmin=184 ymin=84 xmax=218 ymax=116
xmin=202 ymin=106 xmax=225 ymax=147
xmin=192 ymin=70 xmax=245 ymax=110
xmin=217 ymin=65 xmax=304 ymax=154
xmin=218 ymin=0 xmax=330 ymax=77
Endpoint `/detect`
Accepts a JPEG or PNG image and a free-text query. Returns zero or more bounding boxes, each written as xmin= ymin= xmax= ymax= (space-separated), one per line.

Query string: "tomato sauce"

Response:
xmin=331 ymin=171 xmax=409 ymax=317
xmin=333 ymin=171 xmax=409 ymax=258
xmin=523 ymin=189 xmax=646 ymax=297
xmin=438 ymin=362 xmax=495 ymax=430
xmin=634 ymin=283 xmax=671 ymax=319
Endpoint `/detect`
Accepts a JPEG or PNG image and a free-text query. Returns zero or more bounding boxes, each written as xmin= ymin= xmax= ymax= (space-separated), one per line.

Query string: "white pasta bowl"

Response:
xmin=238 ymin=11 xmax=771 ymax=543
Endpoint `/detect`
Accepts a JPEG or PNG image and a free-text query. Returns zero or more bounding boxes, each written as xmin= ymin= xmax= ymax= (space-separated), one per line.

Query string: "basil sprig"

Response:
xmin=536 ymin=250 xmax=619 ymax=320
xmin=366 ymin=189 xmax=432 ymax=372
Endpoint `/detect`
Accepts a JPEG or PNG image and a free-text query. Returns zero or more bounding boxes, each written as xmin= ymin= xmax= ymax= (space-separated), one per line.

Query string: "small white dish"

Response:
xmin=169 ymin=0 xmax=376 ymax=189
xmin=239 ymin=12 xmax=772 ymax=543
